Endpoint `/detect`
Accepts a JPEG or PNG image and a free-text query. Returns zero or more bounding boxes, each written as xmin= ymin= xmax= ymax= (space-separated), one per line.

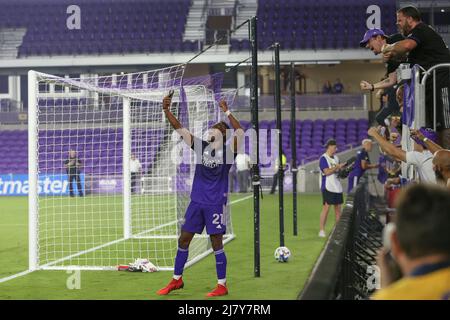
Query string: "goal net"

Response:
xmin=28 ymin=66 xmax=235 ymax=271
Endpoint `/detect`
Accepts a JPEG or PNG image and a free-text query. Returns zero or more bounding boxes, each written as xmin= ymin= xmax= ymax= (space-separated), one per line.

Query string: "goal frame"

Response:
xmin=28 ymin=70 xmax=235 ymax=272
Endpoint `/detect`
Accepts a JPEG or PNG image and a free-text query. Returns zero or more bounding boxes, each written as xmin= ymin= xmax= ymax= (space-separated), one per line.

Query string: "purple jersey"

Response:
xmin=350 ymin=149 xmax=370 ymax=178
xmin=190 ymin=137 xmax=235 ymax=205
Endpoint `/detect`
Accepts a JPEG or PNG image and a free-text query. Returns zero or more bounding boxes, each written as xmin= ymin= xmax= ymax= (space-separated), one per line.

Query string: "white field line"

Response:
xmin=0 ymin=194 xmax=253 ymax=284
xmin=0 ymin=270 xmax=33 ymax=284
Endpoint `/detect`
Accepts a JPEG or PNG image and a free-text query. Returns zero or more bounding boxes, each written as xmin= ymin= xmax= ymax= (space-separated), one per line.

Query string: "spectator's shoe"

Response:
xmin=318 ymin=230 xmax=326 ymax=238
xmin=206 ymin=284 xmax=228 ymax=297
xmin=79 ymin=193 xmax=84 ymax=197
xmin=156 ymin=278 xmax=184 ymax=295
xmin=69 ymin=193 xmax=75 ymax=197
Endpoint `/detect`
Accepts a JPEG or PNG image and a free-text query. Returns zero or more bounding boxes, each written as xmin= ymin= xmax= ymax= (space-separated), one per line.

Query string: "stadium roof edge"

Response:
xmin=0 ymin=49 xmax=379 ymax=69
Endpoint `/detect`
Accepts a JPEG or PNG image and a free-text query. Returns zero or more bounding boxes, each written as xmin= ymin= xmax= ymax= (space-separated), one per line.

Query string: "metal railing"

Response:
xmin=418 ymin=63 xmax=450 ymax=131
xmin=299 ymin=175 xmax=384 ymax=300
xmin=233 ymin=94 xmax=366 ymax=111
xmin=402 ymin=63 xmax=450 ymax=179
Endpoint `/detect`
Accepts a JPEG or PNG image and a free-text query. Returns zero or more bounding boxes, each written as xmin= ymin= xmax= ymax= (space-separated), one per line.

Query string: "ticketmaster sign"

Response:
xmin=0 ymin=174 xmax=84 ymax=196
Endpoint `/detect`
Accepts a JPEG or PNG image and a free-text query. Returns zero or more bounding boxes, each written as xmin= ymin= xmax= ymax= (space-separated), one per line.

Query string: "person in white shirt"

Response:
xmin=130 ymin=154 xmax=142 ymax=194
xmin=235 ymin=153 xmax=251 ymax=193
xmin=318 ymin=139 xmax=345 ymax=238
xmin=368 ymin=126 xmax=437 ymax=183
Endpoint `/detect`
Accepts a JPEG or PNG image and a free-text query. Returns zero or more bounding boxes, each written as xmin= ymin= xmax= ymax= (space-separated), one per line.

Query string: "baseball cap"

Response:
xmin=360 ymin=28 xmax=386 ymax=47
xmin=411 ymin=127 xmax=439 ymax=147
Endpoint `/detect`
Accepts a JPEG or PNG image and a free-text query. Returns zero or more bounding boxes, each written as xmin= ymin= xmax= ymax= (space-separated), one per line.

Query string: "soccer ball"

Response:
xmin=274 ymin=246 xmax=291 ymax=262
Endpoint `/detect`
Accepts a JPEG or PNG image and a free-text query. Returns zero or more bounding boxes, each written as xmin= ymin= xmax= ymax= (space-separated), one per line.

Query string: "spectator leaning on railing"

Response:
xmin=368 ymin=126 xmax=437 ymax=184
xmin=371 ymin=184 xmax=450 ymax=300
xmin=381 ymin=6 xmax=450 ymax=148
xmin=359 ymin=28 xmax=405 ymax=126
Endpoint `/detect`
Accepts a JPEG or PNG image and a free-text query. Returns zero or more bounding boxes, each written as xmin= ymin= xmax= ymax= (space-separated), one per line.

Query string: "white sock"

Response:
xmin=173 ymin=274 xmax=182 ymax=280
xmin=218 ymin=278 xmax=226 ymax=286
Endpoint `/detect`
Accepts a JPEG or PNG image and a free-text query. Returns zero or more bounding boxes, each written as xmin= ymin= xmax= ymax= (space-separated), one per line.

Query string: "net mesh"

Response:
xmin=31 ymin=66 xmax=235 ymax=270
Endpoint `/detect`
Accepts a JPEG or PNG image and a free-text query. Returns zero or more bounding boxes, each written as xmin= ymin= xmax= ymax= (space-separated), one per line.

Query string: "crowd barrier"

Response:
xmin=299 ymin=175 xmax=384 ymax=300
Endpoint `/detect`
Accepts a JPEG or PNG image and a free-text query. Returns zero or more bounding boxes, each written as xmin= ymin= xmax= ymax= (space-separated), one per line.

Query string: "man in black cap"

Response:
xmin=359 ymin=28 xmax=405 ymax=126
xmin=382 ymin=6 xmax=450 ymax=148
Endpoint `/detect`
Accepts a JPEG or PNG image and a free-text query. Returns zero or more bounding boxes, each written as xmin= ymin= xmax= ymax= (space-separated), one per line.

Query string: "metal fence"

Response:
xmin=233 ymin=94 xmax=366 ymax=111
xmin=414 ymin=63 xmax=450 ymax=130
xmin=400 ymin=63 xmax=450 ymax=179
xmin=299 ymin=175 xmax=384 ymax=300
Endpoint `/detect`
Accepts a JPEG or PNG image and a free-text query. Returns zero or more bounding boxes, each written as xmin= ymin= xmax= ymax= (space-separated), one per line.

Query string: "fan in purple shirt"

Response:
xmin=347 ymin=139 xmax=379 ymax=193
xmin=156 ymin=92 xmax=244 ymax=297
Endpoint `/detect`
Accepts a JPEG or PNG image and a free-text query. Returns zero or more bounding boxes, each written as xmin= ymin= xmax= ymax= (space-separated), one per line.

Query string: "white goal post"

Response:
xmin=28 ymin=67 xmax=235 ymax=271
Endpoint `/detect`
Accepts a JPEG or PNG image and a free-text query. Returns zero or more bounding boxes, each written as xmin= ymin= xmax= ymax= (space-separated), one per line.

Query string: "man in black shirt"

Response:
xmin=359 ymin=28 xmax=405 ymax=125
xmin=382 ymin=6 xmax=450 ymax=148
xmin=64 ymin=149 xmax=83 ymax=197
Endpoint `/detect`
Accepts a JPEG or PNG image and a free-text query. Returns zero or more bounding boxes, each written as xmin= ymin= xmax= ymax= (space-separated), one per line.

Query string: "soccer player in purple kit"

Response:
xmin=156 ymin=92 xmax=243 ymax=297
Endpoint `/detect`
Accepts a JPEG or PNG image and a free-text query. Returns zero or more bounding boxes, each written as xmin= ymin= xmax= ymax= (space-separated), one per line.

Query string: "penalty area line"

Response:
xmin=0 ymin=194 xmax=253 ymax=284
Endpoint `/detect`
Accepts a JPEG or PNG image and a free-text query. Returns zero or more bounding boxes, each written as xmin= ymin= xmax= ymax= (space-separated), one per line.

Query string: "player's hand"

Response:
xmin=360 ymin=80 xmax=372 ymax=91
xmin=219 ymin=100 xmax=228 ymax=113
xmin=162 ymin=95 xmax=172 ymax=111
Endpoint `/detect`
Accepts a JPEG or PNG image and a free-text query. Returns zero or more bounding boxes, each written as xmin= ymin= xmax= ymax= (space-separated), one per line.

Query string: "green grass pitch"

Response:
xmin=0 ymin=193 xmax=335 ymax=299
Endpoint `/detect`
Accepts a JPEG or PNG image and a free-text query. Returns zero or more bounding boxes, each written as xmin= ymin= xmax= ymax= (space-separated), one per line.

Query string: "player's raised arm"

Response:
xmin=162 ymin=92 xmax=194 ymax=147
xmin=219 ymin=100 xmax=243 ymax=153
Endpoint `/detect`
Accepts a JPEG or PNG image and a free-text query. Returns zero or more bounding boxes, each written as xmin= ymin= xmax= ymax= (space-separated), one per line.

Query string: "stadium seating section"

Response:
xmin=0 ymin=118 xmax=368 ymax=174
xmin=232 ymin=0 xmax=397 ymax=51
xmin=0 ymin=0 xmax=397 ymax=56
xmin=0 ymin=0 xmax=195 ymax=56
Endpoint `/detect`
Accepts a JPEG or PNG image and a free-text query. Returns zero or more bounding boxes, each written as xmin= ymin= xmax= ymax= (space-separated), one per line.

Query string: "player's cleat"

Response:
xmin=156 ymin=277 xmax=184 ymax=295
xmin=318 ymin=230 xmax=326 ymax=238
xmin=206 ymin=284 xmax=228 ymax=297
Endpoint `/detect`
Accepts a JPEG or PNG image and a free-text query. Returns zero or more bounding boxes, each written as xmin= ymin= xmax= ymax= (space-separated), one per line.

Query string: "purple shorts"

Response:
xmin=181 ymin=201 xmax=226 ymax=235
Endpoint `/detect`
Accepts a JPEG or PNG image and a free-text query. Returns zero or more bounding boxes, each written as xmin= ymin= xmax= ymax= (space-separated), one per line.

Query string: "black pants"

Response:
xmin=69 ymin=173 xmax=83 ymax=196
xmin=131 ymin=172 xmax=138 ymax=194
xmin=270 ymin=171 xmax=284 ymax=194
xmin=375 ymin=86 xmax=400 ymax=126
xmin=237 ymin=170 xmax=250 ymax=193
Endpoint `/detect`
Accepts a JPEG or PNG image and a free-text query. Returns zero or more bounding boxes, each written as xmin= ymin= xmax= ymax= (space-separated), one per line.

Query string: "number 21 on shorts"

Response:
xmin=212 ymin=213 xmax=224 ymax=226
